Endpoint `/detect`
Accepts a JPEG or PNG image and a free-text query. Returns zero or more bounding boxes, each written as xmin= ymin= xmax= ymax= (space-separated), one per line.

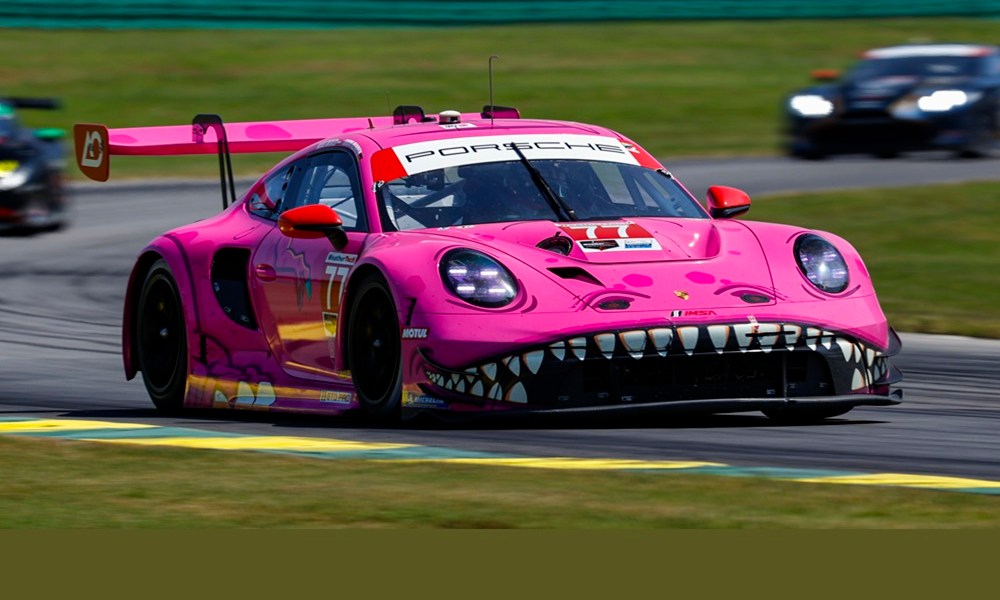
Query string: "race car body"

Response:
xmin=0 ymin=97 xmax=68 ymax=233
xmin=784 ymin=43 xmax=1000 ymax=158
xmin=75 ymin=106 xmax=902 ymax=422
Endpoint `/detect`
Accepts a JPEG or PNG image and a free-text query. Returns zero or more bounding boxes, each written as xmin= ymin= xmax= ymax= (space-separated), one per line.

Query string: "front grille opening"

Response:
xmin=532 ymin=351 xmax=833 ymax=407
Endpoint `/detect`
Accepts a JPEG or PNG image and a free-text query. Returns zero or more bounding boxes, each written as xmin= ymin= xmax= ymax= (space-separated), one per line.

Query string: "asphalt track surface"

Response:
xmin=1 ymin=154 xmax=998 ymax=480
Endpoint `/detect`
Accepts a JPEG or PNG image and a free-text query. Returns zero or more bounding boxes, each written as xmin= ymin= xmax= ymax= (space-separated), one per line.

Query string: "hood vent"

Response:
xmin=548 ymin=267 xmax=602 ymax=286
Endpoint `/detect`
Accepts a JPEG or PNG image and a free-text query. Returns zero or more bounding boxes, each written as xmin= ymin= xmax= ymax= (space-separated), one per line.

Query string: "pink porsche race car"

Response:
xmin=74 ymin=105 xmax=901 ymax=422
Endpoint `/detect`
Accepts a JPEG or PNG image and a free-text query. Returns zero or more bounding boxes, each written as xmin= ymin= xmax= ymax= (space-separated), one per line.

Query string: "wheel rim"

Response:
xmin=351 ymin=287 xmax=399 ymax=405
xmin=139 ymin=275 xmax=183 ymax=394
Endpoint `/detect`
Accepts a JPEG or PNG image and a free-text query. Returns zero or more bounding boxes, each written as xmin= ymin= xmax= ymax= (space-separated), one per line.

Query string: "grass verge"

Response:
xmin=748 ymin=181 xmax=1000 ymax=338
xmin=1 ymin=436 xmax=996 ymax=528
xmin=2 ymin=18 xmax=999 ymax=177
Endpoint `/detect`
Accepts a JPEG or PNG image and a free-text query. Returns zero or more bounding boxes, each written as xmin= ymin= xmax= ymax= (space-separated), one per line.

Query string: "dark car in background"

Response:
xmin=0 ymin=97 xmax=68 ymax=234
xmin=783 ymin=43 xmax=1000 ymax=159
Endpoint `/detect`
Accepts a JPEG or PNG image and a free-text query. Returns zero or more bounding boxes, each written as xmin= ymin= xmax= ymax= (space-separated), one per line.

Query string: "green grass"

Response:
xmin=2 ymin=18 xmax=998 ymax=177
xmin=1 ymin=436 xmax=996 ymax=528
xmin=748 ymin=182 xmax=1000 ymax=338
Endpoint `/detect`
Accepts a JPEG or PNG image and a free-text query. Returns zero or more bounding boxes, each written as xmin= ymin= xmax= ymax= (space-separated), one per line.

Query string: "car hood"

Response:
xmin=417 ymin=218 xmax=778 ymax=311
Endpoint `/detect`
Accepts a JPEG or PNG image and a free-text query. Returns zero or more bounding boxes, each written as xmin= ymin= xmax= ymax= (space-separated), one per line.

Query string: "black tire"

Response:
xmin=135 ymin=259 xmax=187 ymax=412
xmin=346 ymin=273 xmax=402 ymax=420
xmin=763 ymin=406 xmax=850 ymax=423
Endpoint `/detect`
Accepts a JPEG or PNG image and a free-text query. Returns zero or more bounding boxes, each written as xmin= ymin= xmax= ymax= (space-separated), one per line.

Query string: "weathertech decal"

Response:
xmin=558 ymin=222 xmax=662 ymax=253
xmin=372 ymin=134 xmax=640 ymax=180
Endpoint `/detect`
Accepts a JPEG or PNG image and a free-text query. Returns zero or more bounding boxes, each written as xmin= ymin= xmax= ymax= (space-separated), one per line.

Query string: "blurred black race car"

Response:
xmin=0 ymin=97 xmax=68 ymax=233
xmin=784 ymin=44 xmax=1000 ymax=159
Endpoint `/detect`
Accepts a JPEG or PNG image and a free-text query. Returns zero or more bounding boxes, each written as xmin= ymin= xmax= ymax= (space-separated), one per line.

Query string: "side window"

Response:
xmin=284 ymin=151 xmax=367 ymax=231
xmin=247 ymin=164 xmax=294 ymax=220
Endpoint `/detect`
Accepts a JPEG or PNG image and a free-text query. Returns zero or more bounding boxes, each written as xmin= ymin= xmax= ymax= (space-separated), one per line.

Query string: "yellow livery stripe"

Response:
xmin=404 ymin=457 xmax=726 ymax=470
xmin=88 ymin=435 xmax=412 ymax=453
xmin=795 ymin=473 xmax=1000 ymax=490
xmin=0 ymin=419 xmax=156 ymax=433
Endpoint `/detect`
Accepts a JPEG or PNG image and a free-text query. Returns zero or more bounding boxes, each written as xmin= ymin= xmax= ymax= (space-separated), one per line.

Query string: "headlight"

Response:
xmin=794 ymin=234 xmax=849 ymax=294
xmin=0 ymin=167 xmax=30 ymax=191
xmin=916 ymin=90 xmax=981 ymax=112
xmin=440 ymin=249 xmax=518 ymax=307
xmin=789 ymin=95 xmax=834 ymax=117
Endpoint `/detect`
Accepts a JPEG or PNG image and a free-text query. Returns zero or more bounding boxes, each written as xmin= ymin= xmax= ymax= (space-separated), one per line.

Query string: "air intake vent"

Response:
xmin=536 ymin=235 xmax=573 ymax=256
xmin=548 ymin=267 xmax=602 ymax=286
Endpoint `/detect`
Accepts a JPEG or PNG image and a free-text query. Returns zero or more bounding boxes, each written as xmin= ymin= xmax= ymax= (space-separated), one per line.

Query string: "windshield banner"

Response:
xmin=372 ymin=134 xmax=642 ymax=181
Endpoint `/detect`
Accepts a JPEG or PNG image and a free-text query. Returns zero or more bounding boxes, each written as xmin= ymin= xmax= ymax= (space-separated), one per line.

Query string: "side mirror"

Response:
xmin=278 ymin=204 xmax=348 ymax=250
xmin=810 ymin=69 xmax=840 ymax=82
xmin=707 ymin=186 xmax=751 ymax=219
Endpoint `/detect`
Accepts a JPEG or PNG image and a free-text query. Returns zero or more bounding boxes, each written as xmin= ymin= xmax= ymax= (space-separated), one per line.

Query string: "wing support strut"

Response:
xmin=192 ymin=114 xmax=236 ymax=210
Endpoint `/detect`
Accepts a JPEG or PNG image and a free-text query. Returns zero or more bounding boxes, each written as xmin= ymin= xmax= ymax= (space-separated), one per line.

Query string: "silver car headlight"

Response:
xmin=794 ymin=234 xmax=849 ymax=293
xmin=789 ymin=95 xmax=834 ymax=117
xmin=440 ymin=249 xmax=518 ymax=307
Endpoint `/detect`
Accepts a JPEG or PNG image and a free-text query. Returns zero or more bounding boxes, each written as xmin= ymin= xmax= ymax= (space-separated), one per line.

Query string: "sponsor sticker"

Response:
xmin=322 ymin=312 xmax=338 ymax=338
xmin=402 ymin=393 xmax=450 ymax=409
xmin=401 ymin=327 xmax=429 ymax=340
xmin=558 ymin=222 xmax=661 ymax=253
xmin=375 ymin=134 xmax=639 ymax=179
xmin=671 ymin=309 xmax=716 ymax=317
xmin=73 ymin=123 xmax=109 ymax=182
xmin=319 ymin=390 xmax=353 ymax=405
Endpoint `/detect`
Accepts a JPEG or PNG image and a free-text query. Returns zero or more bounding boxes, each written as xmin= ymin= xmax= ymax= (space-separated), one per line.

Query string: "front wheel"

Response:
xmin=347 ymin=273 xmax=402 ymax=420
xmin=135 ymin=259 xmax=188 ymax=412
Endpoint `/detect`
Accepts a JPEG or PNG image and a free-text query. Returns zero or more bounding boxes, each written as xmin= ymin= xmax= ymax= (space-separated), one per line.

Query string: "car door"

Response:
xmin=249 ymin=149 xmax=368 ymax=383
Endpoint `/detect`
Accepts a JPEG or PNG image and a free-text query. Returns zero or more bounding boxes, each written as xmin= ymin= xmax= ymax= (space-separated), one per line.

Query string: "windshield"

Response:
xmin=846 ymin=56 xmax=980 ymax=82
xmin=378 ymin=159 xmax=706 ymax=231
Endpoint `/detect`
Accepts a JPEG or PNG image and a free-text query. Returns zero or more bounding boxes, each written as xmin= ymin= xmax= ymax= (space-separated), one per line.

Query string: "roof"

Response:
xmin=863 ymin=44 xmax=997 ymax=60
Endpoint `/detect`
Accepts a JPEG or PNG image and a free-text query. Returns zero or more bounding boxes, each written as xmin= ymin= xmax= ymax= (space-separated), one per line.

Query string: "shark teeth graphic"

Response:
xmin=757 ymin=324 xmax=781 ymax=353
xmin=213 ymin=390 xmax=228 ymax=406
xmin=595 ymin=333 xmax=616 ymax=359
xmin=503 ymin=355 xmax=520 ymax=377
xmin=481 ymin=362 xmax=497 ymax=381
xmin=678 ymin=326 xmax=699 ymax=356
xmin=837 ymin=339 xmax=854 ymax=362
xmin=852 ymin=368 xmax=865 ymax=390
xmin=733 ymin=324 xmax=754 ymax=352
xmin=708 ymin=325 xmax=729 ymax=354
xmin=806 ymin=328 xmax=821 ymax=351
xmin=506 ymin=381 xmax=528 ymax=403
xmin=782 ymin=325 xmax=801 ymax=350
xmin=523 ymin=350 xmax=544 ymax=374
xmin=421 ymin=322 xmax=893 ymax=408
xmin=255 ymin=382 xmax=276 ymax=406
xmin=649 ymin=328 xmax=673 ymax=357
xmin=236 ymin=381 xmax=254 ymax=405
xmin=619 ymin=330 xmax=647 ymax=359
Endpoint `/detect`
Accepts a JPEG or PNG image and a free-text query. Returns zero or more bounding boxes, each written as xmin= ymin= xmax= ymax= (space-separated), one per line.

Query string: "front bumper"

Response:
xmin=787 ymin=110 xmax=982 ymax=154
xmin=406 ymin=321 xmax=902 ymax=414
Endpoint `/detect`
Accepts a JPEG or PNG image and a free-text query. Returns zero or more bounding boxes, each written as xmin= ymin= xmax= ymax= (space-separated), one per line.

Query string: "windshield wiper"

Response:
xmin=509 ymin=144 xmax=578 ymax=221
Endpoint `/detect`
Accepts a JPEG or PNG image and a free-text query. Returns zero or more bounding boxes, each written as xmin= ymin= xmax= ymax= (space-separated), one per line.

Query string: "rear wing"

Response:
xmin=73 ymin=113 xmax=394 ymax=208
xmin=73 ymin=106 xmax=520 ymax=209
